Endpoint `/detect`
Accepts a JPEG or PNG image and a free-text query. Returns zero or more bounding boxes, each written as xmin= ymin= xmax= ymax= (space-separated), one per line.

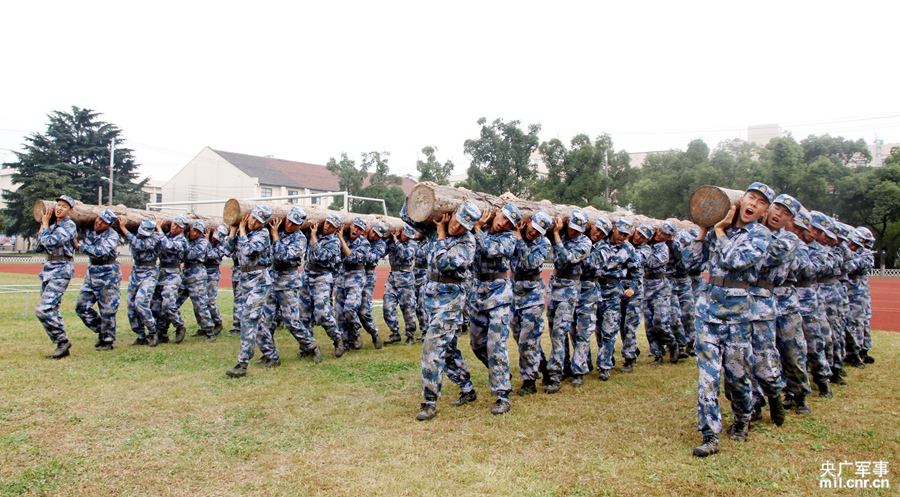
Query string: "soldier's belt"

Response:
xmin=305 ymin=262 xmax=330 ymax=274
xmin=390 ymin=264 xmax=413 ymax=271
xmin=88 ymin=257 xmax=117 ymax=266
xmin=674 ymin=271 xmax=688 ymax=278
xmin=46 ymin=255 xmax=73 ymax=262
xmin=415 ymin=263 xmax=428 ymax=269
xmin=183 ymin=262 xmax=203 ymax=269
xmin=794 ymin=280 xmax=815 ymax=287
xmin=553 ymin=269 xmax=580 ymax=280
xmin=135 ymin=261 xmax=157 ymax=267
xmin=428 ymin=272 xmax=464 ymax=284
xmin=688 ymin=271 xmax=702 ymax=277
xmin=477 ymin=271 xmax=509 ymax=281
xmin=597 ymin=276 xmax=622 ymax=286
xmin=753 ymin=281 xmax=775 ymax=291
xmin=644 ymin=272 xmax=665 ymax=280
xmin=819 ymin=277 xmax=839 ymax=285
xmin=343 ymin=263 xmax=365 ymax=271
xmin=160 ymin=263 xmax=181 ymax=270
xmin=365 ymin=264 xmax=377 ymax=271
xmin=708 ymin=276 xmax=750 ymax=289
xmin=203 ymin=262 xmax=220 ymax=269
xmin=272 ymin=261 xmax=299 ymax=271
xmin=513 ymin=270 xmax=542 ymax=281
xmin=240 ymin=264 xmax=267 ymax=272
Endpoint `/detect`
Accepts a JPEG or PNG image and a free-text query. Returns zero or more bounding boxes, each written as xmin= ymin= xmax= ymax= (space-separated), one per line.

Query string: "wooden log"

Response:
xmin=222 ymin=199 xmax=404 ymax=232
xmin=33 ymin=199 xmax=222 ymax=232
xmin=689 ymin=186 xmax=744 ymax=228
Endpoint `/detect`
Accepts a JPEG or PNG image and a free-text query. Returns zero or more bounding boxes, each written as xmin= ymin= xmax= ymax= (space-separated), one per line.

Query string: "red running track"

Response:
xmin=3 ymin=263 xmax=899 ymax=332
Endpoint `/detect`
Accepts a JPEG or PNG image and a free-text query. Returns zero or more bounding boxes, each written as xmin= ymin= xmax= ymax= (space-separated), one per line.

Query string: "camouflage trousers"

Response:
xmin=750 ymin=319 xmax=785 ymax=401
xmin=359 ymin=269 xmax=379 ymax=337
xmin=236 ymin=269 xmax=272 ymax=366
xmin=257 ymin=287 xmax=318 ymax=361
xmin=231 ymin=266 xmax=241 ymax=331
xmin=643 ymin=282 xmax=674 ymax=358
xmin=800 ymin=313 xmax=832 ymax=384
xmin=822 ymin=284 xmax=845 ymax=371
xmin=470 ymin=303 xmax=513 ymax=400
xmin=182 ymin=266 xmax=214 ymax=330
xmin=76 ymin=265 xmax=121 ymax=343
xmin=384 ymin=279 xmax=417 ymax=339
xmin=128 ymin=266 xmax=158 ymax=339
xmin=775 ymin=312 xmax=811 ymax=398
xmin=35 ymin=261 xmax=74 ymax=344
xmin=335 ymin=271 xmax=367 ymax=343
xmin=205 ymin=267 xmax=223 ymax=327
xmin=570 ymin=282 xmax=599 ymax=376
xmin=415 ymin=277 xmax=428 ymax=335
xmin=596 ymin=284 xmax=623 ymax=371
xmin=619 ymin=291 xmax=642 ymax=360
xmin=845 ymin=291 xmax=867 ymax=359
xmin=512 ymin=303 xmax=545 ymax=382
xmin=299 ymin=274 xmax=342 ymax=345
xmin=673 ymin=276 xmax=696 ymax=348
xmin=696 ymin=320 xmax=753 ymax=436
xmin=152 ymin=269 xmax=184 ymax=334
xmin=421 ymin=282 xmax=474 ymax=406
xmin=546 ymin=291 xmax=577 ymax=384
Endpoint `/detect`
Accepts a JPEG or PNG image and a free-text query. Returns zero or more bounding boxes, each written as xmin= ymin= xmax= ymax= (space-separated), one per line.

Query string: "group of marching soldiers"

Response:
xmin=34 ymin=184 xmax=876 ymax=457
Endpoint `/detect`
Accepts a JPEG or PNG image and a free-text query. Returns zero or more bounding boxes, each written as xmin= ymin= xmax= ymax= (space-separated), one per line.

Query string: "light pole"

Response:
xmin=108 ymin=138 xmax=115 ymax=205
xmin=99 ymin=176 xmax=109 ymax=205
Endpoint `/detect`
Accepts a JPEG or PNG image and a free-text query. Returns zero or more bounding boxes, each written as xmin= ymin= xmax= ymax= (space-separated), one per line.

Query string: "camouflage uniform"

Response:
xmin=384 ymin=232 xmax=419 ymax=341
xmin=361 ymin=232 xmax=387 ymax=339
xmin=596 ymin=229 xmax=629 ymax=373
xmin=570 ymin=234 xmax=605 ymax=375
xmin=641 ymin=233 xmax=674 ymax=360
xmin=152 ymin=222 xmax=188 ymax=338
xmin=546 ymin=213 xmax=592 ymax=386
xmin=75 ymin=220 xmax=122 ymax=345
xmin=844 ymin=237 xmax=873 ymax=361
xmin=470 ymin=220 xmax=518 ymax=402
xmin=696 ymin=220 xmax=770 ymax=438
xmin=620 ymin=237 xmax=644 ymax=361
xmin=299 ymin=226 xmax=344 ymax=350
xmin=510 ymin=219 xmax=551 ymax=383
xmin=805 ymin=237 xmax=835 ymax=384
xmin=35 ymin=214 xmax=77 ymax=346
xmin=182 ymin=223 xmax=215 ymax=333
xmin=673 ymin=230 xmax=700 ymax=352
xmin=124 ymin=221 xmax=160 ymax=340
xmin=335 ymin=225 xmax=371 ymax=347
xmin=204 ymin=227 xmax=230 ymax=331
xmin=234 ymin=218 xmax=273 ymax=367
xmin=414 ymin=237 xmax=431 ymax=336
xmin=227 ymin=237 xmax=242 ymax=333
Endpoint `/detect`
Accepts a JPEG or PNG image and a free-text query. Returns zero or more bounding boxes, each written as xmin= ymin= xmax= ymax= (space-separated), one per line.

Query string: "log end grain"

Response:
xmin=223 ymin=198 xmax=243 ymax=226
xmin=690 ymin=185 xmax=738 ymax=228
xmin=406 ymin=183 xmax=437 ymax=223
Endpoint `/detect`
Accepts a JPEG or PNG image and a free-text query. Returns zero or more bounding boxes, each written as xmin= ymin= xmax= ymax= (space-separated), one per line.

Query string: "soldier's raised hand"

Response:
xmin=40 ymin=206 xmax=53 ymax=228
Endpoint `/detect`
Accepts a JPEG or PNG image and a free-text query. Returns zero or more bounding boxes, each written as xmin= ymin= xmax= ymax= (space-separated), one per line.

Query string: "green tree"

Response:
xmin=2 ymin=106 xmax=147 ymax=237
xmin=416 ymin=146 xmax=454 ymax=184
xmin=800 ymin=134 xmax=871 ymax=167
xmin=459 ymin=117 xmax=541 ymax=196
xmin=325 ymin=151 xmax=405 ymax=215
xmin=533 ymin=133 xmax=628 ymax=210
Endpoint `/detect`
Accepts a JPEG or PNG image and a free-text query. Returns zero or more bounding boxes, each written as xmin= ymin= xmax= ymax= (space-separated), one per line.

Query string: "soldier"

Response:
xmin=151 ymin=216 xmax=188 ymax=346
xmin=361 ymin=222 xmax=388 ymax=343
xmin=637 ymin=223 xmax=674 ymax=366
xmin=118 ymin=218 xmax=160 ymax=346
xmin=226 ymin=205 xmax=274 ymax=378
xmin=595 ymin=216 xmax=631 ymax=379
xmin=672 ymin=228 xmax=699 ymax=357
xmin=199 ymin=225 xmax=230 ymax=338
xmin=854 ymin=227 xmax=876 ymax=363
xmin=182 ymin=220 xmax=216 ymax=339
xmin=384 ymin=223 xmax=420 ymax=345
xmin=618 ymin=218 xmax=643 ymax=370
xmin=416 ymin=202 xmax=481 ymax=421
xmin=570 ymin=216 xmax=610 ymax=382
xmin=510 ymin=211 xmax=552 ymax=395
xmin=692 ymin=182 xmax=772 ymax=458
xmin=469 ymin=202 xmax=521 ymax=415
xmin=414 ymin=232 xmax=431 ymax=338
xmin=335 ymin=217 xmax=378 ymax=350
xmin=843 ymin=228 xmax=874 ymax=369
xmin=300 ymin=213 xmax=346 ymax=357
xmin=544 ymin=209 xmax=591 ymax=394
xmin=75 ymin=209 xmax=122 ymax=350
xmin=225 ymin=226 xmax=242 ymax=337
xmin=256 ymin=206 xmax=323 ymax=366
xmin=809 ymin=212 xmax=845 ymax=385
xmin=35 ymin=195 xmax=77 ymax=358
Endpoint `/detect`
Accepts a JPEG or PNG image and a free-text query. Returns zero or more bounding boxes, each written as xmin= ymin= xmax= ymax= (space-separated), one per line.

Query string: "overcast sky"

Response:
xmin=1 ymin=0 xmax=898 ymax=184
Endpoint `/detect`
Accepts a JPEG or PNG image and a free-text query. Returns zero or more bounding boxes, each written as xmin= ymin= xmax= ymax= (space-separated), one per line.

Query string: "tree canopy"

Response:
xmin=326 ymin=151 xmax=405 ymax=216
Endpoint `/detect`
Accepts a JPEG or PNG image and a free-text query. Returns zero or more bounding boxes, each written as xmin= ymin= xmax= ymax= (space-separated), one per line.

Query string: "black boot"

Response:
xmin=816 ymin=380 xmax=833 ymax=398
xmin=385 ymin=333 xmax=402 ymax=345
xmin=768 ymin=394 xmax=785 ymax=426
xmin=49 ymin=340 xmax=71 ymax=359
xmin=260 ymin=357 xmax=281 ymax=368
xmin=517 ymin=380 xmax=537 ymax=396
xmin=351 ymin=336 xmax=363 ymax=350
xmin=300 ymin=346 xmax=324 ymax=364
xmin=334 ymin=339 xmax=346 ymax=358
xmin=862 ymin=351 xmax=875 ymax=364
xmin=830 ymin=370 xmax=847 ymax=385
xmin=598 ymin=369 xmax=611 ymax=381
xmin=148 ymin=333 xmax=159 ymax=347
xmin=692 ymin=434 xmax=720 ymax=457
xmin=571 ymin=374 xmax=584 ymax=387
xmin=174 ymin=326 xmax=186 ymax=344
xmin=544 ymin=382 xmax=561 ymax=394
xmin=405 ymin=336 xmax=415 ymax=345
xmin=845 ymin=354 xmax=865 ymax=369
xmin=452 ymin=390 xmax=477 ymax=406
xmin=205 ymin=329 xmax=218 ymax=343
xmin=669 ymin=344 xmax=679 ymax=364
xmin=371 ymin=333 xmax=383 ymax=350
xmin=416 ymin=403 xmax=437 ymax=421
xmin=678 ymin=345 xmax=690 ymax=360
xmin=621 ymin=358 xmax=635 ymax=373
xmin=651 ymin=356 xmax=663 ymax=366
xmin=491 ymin=398 xmax=510 ymax=416
xmin=727 ymin=420 xmax=749 ymax=441
xmin=95 ymin=340 xmax=114 ymax=351
xmin=225 ymin=363 xmax=247 ymax=378
xmin=131 ymin=337 xmax=148 ymax=346
xmin=229 ymin=328 xmax=241 ymax=337
xmin=794 ymin=394 xmax=811 ymax=415
xmin=783 ymin=393 xmax=795 ymax=410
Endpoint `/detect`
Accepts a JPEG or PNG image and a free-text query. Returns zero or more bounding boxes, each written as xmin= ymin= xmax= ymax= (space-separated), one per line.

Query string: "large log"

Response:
xmin=222 ymin=199 xmax=404 ymax=231
xmin=689 ymin=186 xmax=744 ymax=228
xmin=33 ymin=199 xmax=222 ymax=232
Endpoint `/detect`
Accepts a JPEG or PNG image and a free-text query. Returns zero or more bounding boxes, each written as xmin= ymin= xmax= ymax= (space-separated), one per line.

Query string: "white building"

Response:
xmin=0 ymin=167 xmax=19 ymax=210
xmin=747 ymin=124 xmax=783 ymax=147
xmin=141 ymin=178 xmax=165 ymax=205
xmin=160 ymin=147 xmax=417 ymax=217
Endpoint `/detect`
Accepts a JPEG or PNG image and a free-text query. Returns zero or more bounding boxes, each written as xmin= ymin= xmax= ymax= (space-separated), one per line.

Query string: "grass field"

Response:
xmin=0 ymin=272 xmax=897 ymax=497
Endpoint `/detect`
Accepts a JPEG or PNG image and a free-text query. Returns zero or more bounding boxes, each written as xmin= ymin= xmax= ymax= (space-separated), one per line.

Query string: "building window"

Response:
xmin=310 ymin=196 xmax=319 ymax=205
xmin=155 ymin=193 xmax=162 ymax=203
xmin=288 ymin=190 xmax=298 ymax=204
xmin=261 ymin=187 xmax=272 ymax=198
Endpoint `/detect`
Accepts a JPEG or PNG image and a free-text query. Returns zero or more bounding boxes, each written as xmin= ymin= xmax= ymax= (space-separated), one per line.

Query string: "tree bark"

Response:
xmin=222 ymin=199 xmax=404 ymax=231
xmin=688 ymin=186 xmax=744 ymax=228
xmin=33 ymin=199 xmax=222 ymax=232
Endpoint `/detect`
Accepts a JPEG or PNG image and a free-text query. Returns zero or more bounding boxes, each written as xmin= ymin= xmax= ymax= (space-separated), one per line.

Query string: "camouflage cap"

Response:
xmin=454 ymin=201 xmax=482 ymax=231
xmin=191 ymin=219 xmax=208 ymax=232
xmin=402 ymin=222 xmax=418 ymax=239
xmin=352 ymin=217 xmax=368 ymax=230
xmin=856 ymin=226 xmax=875 ymax=248
xmin=832 ymin=221 xmax=852 ymax=241
xmin=251 ymin=205 xmax=273 ymax=224
xmin=325 ymin=213 xmax=342 ymax=228
xmin=793 ymin=208 xmax=810 ymax=230
xmin=56 ymin=195 xmax=76 ymax=208
xmin=173 ymin=216 xmax=190 ymax=229
xmin=214 ymin=224 xmax=229 ymax=240
xmin=594 ymin=215 xmax=612 ymax=236
xmin=849 ymin=229 xmax=866 ymax=247
xmin=500 ymin=203 xmax=523 ymax=227
xmin=636 ymin=223 xmax=654 ymax=240
xmin=659 ymin=221 xmax=676 ymax=237
xmin=287 ymin=206 xmax=307 ymax=225
xmin=97 ymin=209 xmax=117 ymax=225
xmin=137 ymin=218 xmax=156 ymax=236
xmin=530 ymin=211 xmax=552 ymax=235
xmin=372 ymin=221 xmax=388 ymax=238
xmin=568 ymin=209 xmax=588 ymax=233
xmin=746 ymin=181 xmax=776 ymax=204
xmin=615 ymin=218 xmax=633 ymax=234
xmin=773 ymin=193 xmax=802 ymax=217
xmin=689 ymin=227 xmax=700 ymax=238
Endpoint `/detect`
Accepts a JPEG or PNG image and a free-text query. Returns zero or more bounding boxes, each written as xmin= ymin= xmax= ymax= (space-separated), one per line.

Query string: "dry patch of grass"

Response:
xmin=0 ymin=272 xmax=897 ymax=496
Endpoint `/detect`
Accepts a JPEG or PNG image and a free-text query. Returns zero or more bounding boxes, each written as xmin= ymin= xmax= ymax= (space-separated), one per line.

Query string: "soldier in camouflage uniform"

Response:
xmin=335 ymin=217 xmax=378 ymax=350
xmin=414 ymin=233 xmax=431 ymax=338
xmin=570 ymin=216 xmax=610 ymax=381
xmin=75 ymin=209 xmax=122 ymax=350
xmin=361 ymin=222 xmax=388 ymax=343
xmin=35 ymin=195 xmax=78 ymax=358
xmin=618 ymin=219 xmax=643 ymax=368
xmin=300 ymin=213 xmax=346 ymax=357
xmin=853 ymin=227 xmax=876 ymax=364
xmin=119 ymin=218 xmax=160 ymax=345
xmin=544 ymin=209 xmax=591 ymax=394
xmin=673 ymin=228 xmax=699 ymax=357
xmin=842 ymin=228 xmax=873 ymax=369
xmin=809 ymin=212 xmax=845 ymax=385
xmin=384 ymin=223 xmax=420 ymax=345
xmin=225 ymin=226 xmax=242 ymax=336
xmin=469 ymin=202 xmax=522 ymax=415
xmin=658 ymin=221 xmax=685 ymax=362
xmin=199 ymin=225 xmax=229 ymax=338
xmin=226 ymin=205 xmax=274 ymax=378
xmin=256 ymin=206 xmax=323 ymax=367
xmin=692 ymin=183 xmax=772 ymax=458
xmin=595 ymin=216 xmax=631 ymax=379
xmin=416 ymin=202 xmax=481 ymax=421
xmin=637 ymin=223 xmax=674 ymax=365
xmin=181 ymin=220 xmax=216 ymax=339
xmin=510 ymin=211 xmax=551 ymax=395
xmin=151 ymin=216 xmax=189 ymax=345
